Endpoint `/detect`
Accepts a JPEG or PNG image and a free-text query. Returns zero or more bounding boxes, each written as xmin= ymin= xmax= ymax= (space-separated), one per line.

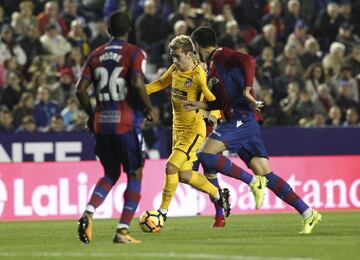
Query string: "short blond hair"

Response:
xmin=168 ymin=35 xmax=195 ymax=54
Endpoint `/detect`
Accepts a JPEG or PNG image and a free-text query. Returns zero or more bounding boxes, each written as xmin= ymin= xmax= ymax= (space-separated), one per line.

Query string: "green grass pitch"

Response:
xmin=0 ymin=211 xmax=359 ymax=260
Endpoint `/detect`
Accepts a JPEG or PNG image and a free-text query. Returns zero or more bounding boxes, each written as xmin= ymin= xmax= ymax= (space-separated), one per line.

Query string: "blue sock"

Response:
xmin=198 ymin=152 xmax=254 ymax=185
xmin=120 ymin=176 xmax=141 ymax=225
xmin=207 ymin=176 xmax=224 ymax=217
xmin=265 ymin=172 xmax=309 ymax=214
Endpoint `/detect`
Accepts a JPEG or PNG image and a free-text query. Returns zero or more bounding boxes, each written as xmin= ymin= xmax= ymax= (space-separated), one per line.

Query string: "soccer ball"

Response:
xmin=139 ymin=210 xmax=164 ymax=233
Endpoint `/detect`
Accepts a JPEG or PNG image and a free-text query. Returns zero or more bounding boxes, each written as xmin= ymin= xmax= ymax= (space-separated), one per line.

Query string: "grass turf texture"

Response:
xmin=0 ymin=211 xmax=359 ymax=260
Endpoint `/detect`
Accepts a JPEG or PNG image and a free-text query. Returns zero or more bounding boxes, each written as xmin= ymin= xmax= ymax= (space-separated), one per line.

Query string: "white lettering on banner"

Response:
xmin=0 ymin=142 xmax=82 ymax=162
xmin=59 ymin=179 xmax=77 ymax=215
xmin=0 ymin=178 xmax=7 ymax=217
xmin=32 ymin=185 xmax=57 ymax=216
xmin=324 ymin=179 xmax=350 ymax=208
xmin=7 ymin=172 xmax=360 ymax=219
xmin=0 ymin=143 xmax=23 ymax=162
xmin=261 ymin=189 xmax=271 ymax=209
xmin=13 ymin=143 xmax=22 ymax=162
xmin=222 ymin=174 xmax=359 ymax=211
xmin=349 ymin=179 xmax=360 ymax=207
xmin=303 ymin=180 xmax=323 ymax=208
xmin=14 ymin=179 xmax=32 ymax=216
xmin=55 ymin=142 xmax=81 ymax=161
xmin=12 ymin=172 xmax=129 ymax=218
xmin=25 ymin=143 xmax=53 ymax=161
xmin=77 ymin=173 xmax=88 ymax=214
xmin=237 ymin=183 xmax=253 ymax=210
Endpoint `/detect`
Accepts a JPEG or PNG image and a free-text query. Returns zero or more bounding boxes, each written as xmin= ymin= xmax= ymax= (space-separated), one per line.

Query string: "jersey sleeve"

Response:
xmin=231 ymin=51 xmax=256 ymax=87
xmin=196 ymin=66 xmax=216 ymax=101
xmin=130 ymin=48 xmax=146 ymax=76
xmin=145 ymin=64 xmax=175 ymax=94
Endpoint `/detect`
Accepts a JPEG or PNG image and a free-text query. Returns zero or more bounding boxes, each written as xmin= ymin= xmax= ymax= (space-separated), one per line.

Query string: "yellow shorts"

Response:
xmin=167 ymin=130 xmax=205 ymax=171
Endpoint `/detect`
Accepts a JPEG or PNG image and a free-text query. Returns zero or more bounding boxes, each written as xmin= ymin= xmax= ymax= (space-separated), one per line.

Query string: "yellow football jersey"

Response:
xmin=146 ymin=63 xmax=215 ymax=136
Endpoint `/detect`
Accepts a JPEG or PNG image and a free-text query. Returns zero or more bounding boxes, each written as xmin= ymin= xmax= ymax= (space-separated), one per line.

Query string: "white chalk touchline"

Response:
xmin=0 ymin=251 xmax=317 ymax=260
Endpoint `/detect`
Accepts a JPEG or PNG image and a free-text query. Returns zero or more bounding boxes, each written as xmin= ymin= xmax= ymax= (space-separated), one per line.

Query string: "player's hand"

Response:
xmin=207 ymin=114 xmax=218 ymax=129
xmin=183 ymin=101 xmax=207 ymax=111
xmin=145 ymin=107 xmax=158 ymax=122
xmin=251 ymin=100 xmax=264 ymax=112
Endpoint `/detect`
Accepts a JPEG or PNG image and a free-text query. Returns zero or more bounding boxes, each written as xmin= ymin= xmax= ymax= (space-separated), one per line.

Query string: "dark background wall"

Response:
xmin=0 ymin=127 xmax=359 ymax=162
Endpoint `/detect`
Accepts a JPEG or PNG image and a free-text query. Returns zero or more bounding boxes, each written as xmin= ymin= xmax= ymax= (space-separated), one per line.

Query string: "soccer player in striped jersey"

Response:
xmin=185 ymin=26 xmax=321 ymax=234
xmin=76 ymin=11 xmax=155 ymax=244
xmin=146 ymin=35 xmax=230 ymax=223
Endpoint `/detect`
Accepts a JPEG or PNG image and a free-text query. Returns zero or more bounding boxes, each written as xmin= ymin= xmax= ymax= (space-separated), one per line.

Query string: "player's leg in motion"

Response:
xmin=193 ymin=160 xmax=225 ymax=228
xmin=197 ymin=138 xmax=267 ymax=209
xmin=112 ymin=129 xmax=145 ymax=243
xmin=159 ymin=132 xmax=230 ymax=220
xmin=250 ymin=157 xmax=322 ymax=234
xmin=113 ymin=168 xmax=142 ymax=244
xmin=205 ymin=173 xmax=226 ymax=227
xmin=159 ymin=150 xmax=230 ymax=220
xmin=78 ymin=135 xmax=120 ymax=244
xmin=158 ymin=161 xmax=179 ymax=218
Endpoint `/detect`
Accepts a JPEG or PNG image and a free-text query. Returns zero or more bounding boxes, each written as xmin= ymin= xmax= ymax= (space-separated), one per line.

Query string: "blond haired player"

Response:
xmin=146 ymin=35 xmax=230 ymax=222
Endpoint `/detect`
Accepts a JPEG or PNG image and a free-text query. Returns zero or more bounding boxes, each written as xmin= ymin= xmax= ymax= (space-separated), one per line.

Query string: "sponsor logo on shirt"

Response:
xmin=184 ymin=79 xmax=192 ymax=87
xmin=236 ymin=120 xmax=243 ymax=128
xmin=99 ymin=111 xmax=121 ymax=123
xmin=172 ymin=88 xmax=188 ymax=100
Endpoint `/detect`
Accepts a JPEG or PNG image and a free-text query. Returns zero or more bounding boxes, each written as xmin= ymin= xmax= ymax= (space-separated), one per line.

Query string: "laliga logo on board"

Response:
xmin=0 ymin=177 xmax=8 ymax=218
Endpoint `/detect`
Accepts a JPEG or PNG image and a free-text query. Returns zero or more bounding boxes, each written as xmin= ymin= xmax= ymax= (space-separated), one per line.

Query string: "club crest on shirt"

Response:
xmin=184 ymin=78 xmax=192 ymax=87
xmin=208 ymin=77 xmax=219 ymax=89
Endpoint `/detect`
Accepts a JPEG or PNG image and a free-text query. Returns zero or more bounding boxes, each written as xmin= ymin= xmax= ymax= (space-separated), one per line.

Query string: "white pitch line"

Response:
xmin=0 ymin=251 xmax=317 ymax=260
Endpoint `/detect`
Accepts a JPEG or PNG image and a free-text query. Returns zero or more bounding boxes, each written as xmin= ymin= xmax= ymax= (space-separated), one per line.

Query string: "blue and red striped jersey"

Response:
xmin=81 ymin=39 xmax=146 ymax=134
xmin=206 ymin=47 xmax=262 ymax=121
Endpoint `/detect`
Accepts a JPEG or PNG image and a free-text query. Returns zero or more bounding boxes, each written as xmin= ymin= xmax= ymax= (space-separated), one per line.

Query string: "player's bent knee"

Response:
xmin=165 ymin=162 xmax=179 ymax=175
xmin=249 ymin=157 xmax=272 ymax=176
xmin=197 ymin=152 xmax=212 ymax=166
xmin=178 ymin=170 xmax=192 ymax=183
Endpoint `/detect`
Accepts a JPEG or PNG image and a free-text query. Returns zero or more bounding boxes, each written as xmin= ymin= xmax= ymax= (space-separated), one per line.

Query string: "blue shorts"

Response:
xmin=95 ymin=128 xmax=145 ymax=177
xmin=208 ymin=117 xmax=268 ymax=166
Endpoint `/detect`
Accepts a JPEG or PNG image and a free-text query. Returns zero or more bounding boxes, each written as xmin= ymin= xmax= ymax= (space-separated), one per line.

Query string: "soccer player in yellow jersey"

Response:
xmin=146 ymin=35 xmax=230 ymax=221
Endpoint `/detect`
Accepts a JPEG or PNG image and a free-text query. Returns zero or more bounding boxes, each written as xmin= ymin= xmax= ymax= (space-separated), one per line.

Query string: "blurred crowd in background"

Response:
xmin=0 ymin=0 xmax=359 ymax=157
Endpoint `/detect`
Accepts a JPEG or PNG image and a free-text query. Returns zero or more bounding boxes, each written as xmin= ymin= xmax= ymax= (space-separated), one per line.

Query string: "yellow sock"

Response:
xmin=160 ymin=173 xmax=179 ymax=210
xmin=187 ymin=171 xmax=219 ymax=199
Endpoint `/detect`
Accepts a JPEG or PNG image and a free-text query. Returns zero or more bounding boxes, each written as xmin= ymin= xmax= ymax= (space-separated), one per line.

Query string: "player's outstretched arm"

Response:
xmin=183 ymin=101 xmax=208 ymax=111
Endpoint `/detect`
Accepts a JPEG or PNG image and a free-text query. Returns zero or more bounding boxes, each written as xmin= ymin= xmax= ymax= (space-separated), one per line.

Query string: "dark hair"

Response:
xmin=303 ymin=62 xmax=325 ymax=82
xmin=191 ymin=26 xmax=217 ymax=48
xmin=107 ymin=11 xmax=131 ymax=37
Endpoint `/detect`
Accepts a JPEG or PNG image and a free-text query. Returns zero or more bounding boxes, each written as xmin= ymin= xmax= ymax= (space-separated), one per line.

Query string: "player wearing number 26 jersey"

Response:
xmin=76 ymin=11 xmax=155 ymax=244
xmin=81 ymin=35 xmax=146 ymax=134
